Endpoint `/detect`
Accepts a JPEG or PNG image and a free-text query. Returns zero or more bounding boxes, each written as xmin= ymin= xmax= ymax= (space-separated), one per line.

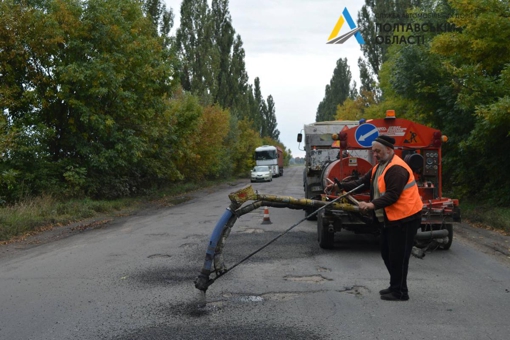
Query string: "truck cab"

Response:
xmin=297 ymin=120 xmax=360 ymax=218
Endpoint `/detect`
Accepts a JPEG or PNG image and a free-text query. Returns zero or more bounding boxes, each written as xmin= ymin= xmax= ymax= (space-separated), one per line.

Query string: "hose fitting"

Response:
xmin=194 ymin=271 xmax=214 ymax=292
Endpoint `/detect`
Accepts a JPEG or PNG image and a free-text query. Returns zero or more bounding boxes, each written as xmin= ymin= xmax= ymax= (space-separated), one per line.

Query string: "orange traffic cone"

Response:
xmin=261 ymin=206 xmax=272 ymax=225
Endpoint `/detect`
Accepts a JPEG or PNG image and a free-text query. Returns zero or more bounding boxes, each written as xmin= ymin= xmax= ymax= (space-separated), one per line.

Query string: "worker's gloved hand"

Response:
xmin=324 ymin=177 xmax=345 ymax=194
xmin=324 ymin=178 xmax=336 ymax=194
xmin=334 ymin=178 xmax=343 ymax=191
xmin=358 ymin=201 xmax=374 ymax=214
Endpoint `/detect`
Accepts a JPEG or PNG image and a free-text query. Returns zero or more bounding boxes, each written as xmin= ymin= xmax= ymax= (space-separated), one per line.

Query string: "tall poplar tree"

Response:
xmin=210 ymin=0 xmax=234 ymax=107
xmin=175 ymin=0 xmax=214 ymax=102
xmin=252 ymin=77 xmax=265 ymax=134
xmin=264 ymin=95 xmax=280 ymax=141
xmin=229 ymin=34 xmax=249 ymax=114
xmin=175 ymin=0 xmax=252 ymax=112
xmin=142 ymin=0 xmax=174 ymax=49
xmin=316 ymin=58 xmax=353 ymax=122
xmin=356 ymin=0 xmax=422 ymax=84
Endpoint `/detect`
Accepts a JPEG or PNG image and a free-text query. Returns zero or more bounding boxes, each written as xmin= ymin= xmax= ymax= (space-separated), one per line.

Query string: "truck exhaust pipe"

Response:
xmin=415 ymin=229 xmax=449 ymax=240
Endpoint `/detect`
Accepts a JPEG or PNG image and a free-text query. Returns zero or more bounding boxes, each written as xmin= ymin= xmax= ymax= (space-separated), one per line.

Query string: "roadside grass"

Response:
xmin=0 ymin=177 xmax=242 ymax=243
xmin=0 ymin=194 xmax=138 ymax=243
xmin=460 ymin=201 xmax=510 ymax=235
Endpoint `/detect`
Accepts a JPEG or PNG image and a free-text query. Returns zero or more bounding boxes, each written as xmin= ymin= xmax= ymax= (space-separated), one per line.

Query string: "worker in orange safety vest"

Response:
xmin=328 ymin=134 xmax=422 ymax=301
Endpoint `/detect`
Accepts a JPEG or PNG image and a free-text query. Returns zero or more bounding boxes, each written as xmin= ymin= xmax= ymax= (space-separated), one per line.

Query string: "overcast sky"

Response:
xmin=164 ymin=0 xmax=365 ymax=158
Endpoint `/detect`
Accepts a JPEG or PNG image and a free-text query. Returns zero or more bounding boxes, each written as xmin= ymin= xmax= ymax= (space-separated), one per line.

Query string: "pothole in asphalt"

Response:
xmin=184 ymin=234 xmax=204 ymax=240
xmin=317 ymin=267 xmax=331 ymax=272
xmin=239 ymin=295 xmax=264 ymax=302
xmin=144 ymin=233 xmax=170 ymax=237
xmin=174 ymin=290 xmax=324 ymax=318
xmin=284 ymin=275 xmax=332 ymax=283
xmin=336 ymin=285 xmax=370 ymax=297
xmin=167 ymin=293 xmax=265 ymax=318
xmin=163 ymin=285 xmax=365 ymax=321
xmin=170 ymin=300 xmax=217 ymax=318
xmin=127 ymin=265 xmax=197 ymax=287
xmin=147 ymin=254 xmax=172 ymax=259
xmin=179 ymin=242 xmax=199 ymax=249
xmin=222 ymin=292 xmax=265 ymax=303
xmin=217 ymin=291 xmax=318 ymax=304
xmin=262 ymin=292 xmax=302 ymax=301
xmin=237 ymin=228 xmax=265 ymax=234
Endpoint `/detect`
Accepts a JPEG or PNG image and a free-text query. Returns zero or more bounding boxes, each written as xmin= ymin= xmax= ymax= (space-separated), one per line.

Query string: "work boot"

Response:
xmin=380 ymin=292 xmax=409 ymax=301
xmin=379 ymin=288 xmax=392 ymax=295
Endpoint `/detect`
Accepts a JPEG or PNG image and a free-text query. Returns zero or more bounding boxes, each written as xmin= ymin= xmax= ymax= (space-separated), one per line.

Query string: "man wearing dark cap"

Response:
xmin=328 ymin=134 xmax=422 ymax=301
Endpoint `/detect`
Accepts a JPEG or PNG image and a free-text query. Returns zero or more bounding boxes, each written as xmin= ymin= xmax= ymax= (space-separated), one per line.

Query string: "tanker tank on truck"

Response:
xmin=254 ymin=145 xmax=284 ymax=177
xmin=297 ymin=120 xmax=361 ymax=218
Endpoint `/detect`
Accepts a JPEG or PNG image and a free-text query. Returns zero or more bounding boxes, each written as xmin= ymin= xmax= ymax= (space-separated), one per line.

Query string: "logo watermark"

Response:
xmin=327 ymin=9 xmax=466 ymax=46
xmin=327 ymin=7 xmax=365 ymax=45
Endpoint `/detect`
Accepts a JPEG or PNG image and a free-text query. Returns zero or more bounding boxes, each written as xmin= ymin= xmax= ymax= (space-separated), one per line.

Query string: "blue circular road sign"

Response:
xmin=355 ymin=123 xmax=379 ymax=148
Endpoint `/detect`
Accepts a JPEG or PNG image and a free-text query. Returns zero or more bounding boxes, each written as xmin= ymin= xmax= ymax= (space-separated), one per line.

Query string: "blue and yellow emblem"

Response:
xmin=327 ymin=7 xmax=365 ymax=45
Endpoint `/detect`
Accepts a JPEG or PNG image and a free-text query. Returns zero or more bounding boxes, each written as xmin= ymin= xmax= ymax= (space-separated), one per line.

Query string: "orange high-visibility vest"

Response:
xmin=371 ymin=155 xmax=423 ymax=221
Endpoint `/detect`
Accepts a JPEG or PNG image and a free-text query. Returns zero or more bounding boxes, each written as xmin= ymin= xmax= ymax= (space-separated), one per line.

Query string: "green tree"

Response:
xmin=356 ymin=4 xmax=379 ymax=90
xmin=210 ymin=0 xmax=235 ymax=108
xmin=357 ymin=0 xmax=423 ymax=79
xmin=175 ymin=0 xmax=214 ymax=102
xmin=1 ymin=0 xmax=85 ymax=199
xmin=143 ymin=0 xmax=175 ymax=49
xmin=335 ymin=88 xmax=379 ymax=121
xmin=429 ymin=0 xmax=510 ymax=203
xmin=174 ymin=0 xmax=252 ymax=114
xmin=373 ymin=1 xmax=471 ymax=193
xmin=164 ymin=91 xmax=202 ymax=181
xmin=231 ymin=119 xmax=262 ymax=175
xmin=0 ymin=0 xmax=290 ymax=204
xmin=375 ymin=0 xmax=510 ymax=203
xmin=0 ymin=0 xmax=176 ymax=200
xmin=251 ymin=77 xmax=266 ymax=134
xmin=228 ymin=34 xmax=249 ymax=113
xmin=263 ymin=95 xmax=279 ymax=141
xmin=167 ymin=95 xmax=230 ymax=181
xmin=316 ymin=58 xmax=353 ymax=122
xmin=358 ymin=57 xmax=379 ymax=102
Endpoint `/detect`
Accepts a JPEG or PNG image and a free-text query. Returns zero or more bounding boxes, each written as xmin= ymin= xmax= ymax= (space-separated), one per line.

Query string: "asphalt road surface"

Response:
xmin=1 ymin=166 xmax=509 ymax=340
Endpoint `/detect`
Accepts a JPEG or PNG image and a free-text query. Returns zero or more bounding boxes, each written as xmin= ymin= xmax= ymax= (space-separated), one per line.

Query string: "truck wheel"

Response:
xmin=439 ymin=224 xmax=453 ymax=250
xmin=317 ymin=212 xmax=334 ymax=249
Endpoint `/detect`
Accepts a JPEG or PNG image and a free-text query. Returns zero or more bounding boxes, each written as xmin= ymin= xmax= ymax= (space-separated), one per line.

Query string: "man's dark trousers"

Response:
xmin=380 ymin=218 xmax=420 ymax=297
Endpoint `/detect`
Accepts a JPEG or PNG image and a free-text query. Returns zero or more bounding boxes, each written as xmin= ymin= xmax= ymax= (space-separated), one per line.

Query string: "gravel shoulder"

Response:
xmin=454 ymin=222 xmax=510 ymax=266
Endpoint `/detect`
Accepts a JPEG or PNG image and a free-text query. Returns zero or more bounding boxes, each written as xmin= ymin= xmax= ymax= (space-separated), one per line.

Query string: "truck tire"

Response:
xmin=439 ymin=224 xmax=453 ymax=250
xmin=317 ymin=211 xmax=334 ymax=249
